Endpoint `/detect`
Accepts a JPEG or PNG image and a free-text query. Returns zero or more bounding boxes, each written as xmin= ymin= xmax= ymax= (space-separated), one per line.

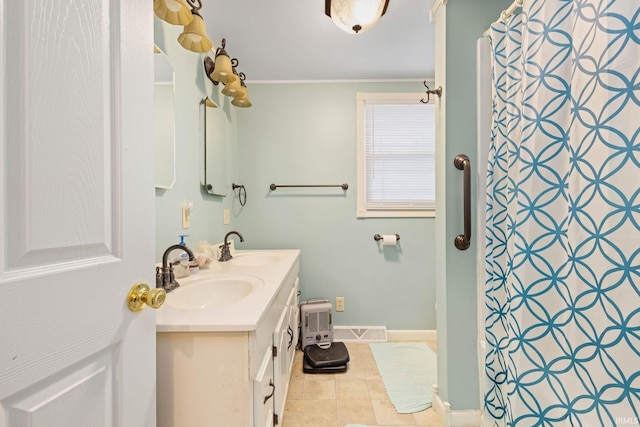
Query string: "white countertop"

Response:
xmin=156 ymin=249 xmax=300 ymax=333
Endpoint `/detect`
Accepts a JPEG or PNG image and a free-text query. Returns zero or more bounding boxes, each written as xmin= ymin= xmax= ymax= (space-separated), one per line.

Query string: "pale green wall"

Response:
xmin=154 ymin=17 xmax=436 ymax=330
xmin=154 ymin=19 xmax=240 ymax=260
xmin=154 ymin=0 xmax=513 ymax=410
xmin=434 ymin=0 xmax=514 ymax=411
xmin=234 ymin=82 xmax=436 ymax=330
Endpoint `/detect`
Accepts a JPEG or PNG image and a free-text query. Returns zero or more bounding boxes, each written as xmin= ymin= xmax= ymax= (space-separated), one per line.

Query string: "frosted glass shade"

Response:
xmin=221 ymin=77 xmax=242 ymax=97
xmin=327 ymin=0 xmax=388 ymax=34
xmin=232 ymin=82 xmax=247 ymax=99
xmin=231 ymin=94 xmax=252 ymax=108
xmin=210 ymin=54 xmax=237 ymax=84
xmin=154 ymin=0 xmax=193 ymax=26
xmin=177 ymin=13 xmax=213 ymax=53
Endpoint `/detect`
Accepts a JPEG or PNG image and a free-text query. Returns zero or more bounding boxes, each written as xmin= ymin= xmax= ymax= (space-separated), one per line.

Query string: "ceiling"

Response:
xmin=198 ymin=0 xmax=436 ymax=82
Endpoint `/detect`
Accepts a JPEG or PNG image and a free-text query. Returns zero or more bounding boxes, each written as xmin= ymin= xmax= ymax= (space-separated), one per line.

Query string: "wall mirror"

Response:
xmin=154 ymin=46 xmax=176 ymax=189
xmin=201 ymin=97 xmax=228 ymax=196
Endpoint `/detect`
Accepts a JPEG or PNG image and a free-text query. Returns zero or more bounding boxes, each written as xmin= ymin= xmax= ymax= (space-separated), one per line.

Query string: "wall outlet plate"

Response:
xmin=336 ymin=297 xmax=345 ymax=312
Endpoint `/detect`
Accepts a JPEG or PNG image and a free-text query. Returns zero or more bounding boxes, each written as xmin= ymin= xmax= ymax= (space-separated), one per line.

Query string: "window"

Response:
xmin=356 ymin=93 xmax=436 ymax=218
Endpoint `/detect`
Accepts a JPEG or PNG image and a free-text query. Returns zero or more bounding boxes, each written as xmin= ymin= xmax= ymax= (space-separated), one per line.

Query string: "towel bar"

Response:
xmin=269 ymin=183 xmax=348 ymax=190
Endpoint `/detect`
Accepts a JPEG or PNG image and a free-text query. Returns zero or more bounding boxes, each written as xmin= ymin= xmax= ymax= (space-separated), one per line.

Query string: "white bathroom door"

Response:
xmin=0 ymin=1 xmax=156 ymax=426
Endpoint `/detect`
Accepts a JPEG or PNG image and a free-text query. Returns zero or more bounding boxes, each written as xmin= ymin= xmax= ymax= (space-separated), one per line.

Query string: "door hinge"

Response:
xmin=273 ymin=413 xmax=279 ymax=425
xmin=272 ymin=345 xmax=277 ymax=358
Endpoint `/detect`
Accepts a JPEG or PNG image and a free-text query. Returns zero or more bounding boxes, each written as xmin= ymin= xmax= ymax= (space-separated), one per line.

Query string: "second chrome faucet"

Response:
xmin=219 ymin=231 xmax=244 ymax=262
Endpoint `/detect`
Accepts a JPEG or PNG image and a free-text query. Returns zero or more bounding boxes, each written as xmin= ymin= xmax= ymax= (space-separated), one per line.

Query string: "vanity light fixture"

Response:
xmin=177 ymin=0 xmax=213 ymax=53
xmin=231 ymin=94 xmax=252 ymax=108
xmin=203 ymin=41 xmax=252 ymax=108
xmin=221 ymin=68 xmax=244 ymax=97
xmin=209 ymin=39 xmax=237 ymax=84
xmin=231 ymin=80 xmax=252 ymax=108
xmin=325 ymin=0 xmax=389 ymax=34
xmin=154 ymin=0 xmax=193 ymax=26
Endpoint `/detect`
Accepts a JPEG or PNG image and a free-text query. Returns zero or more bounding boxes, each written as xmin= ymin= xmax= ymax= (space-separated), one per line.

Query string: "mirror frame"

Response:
xmin=201 ymin=97 xmax=229 ymax=196
xmin=154 ymin=45 xmax=176 ymax=189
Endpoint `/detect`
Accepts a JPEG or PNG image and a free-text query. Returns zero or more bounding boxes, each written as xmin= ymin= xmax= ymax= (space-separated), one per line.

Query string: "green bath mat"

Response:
xmin=369 ymin=342 xmax=437 ymax=413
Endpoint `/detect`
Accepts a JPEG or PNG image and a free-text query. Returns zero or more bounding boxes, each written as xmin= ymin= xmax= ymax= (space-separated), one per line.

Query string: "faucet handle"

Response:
xmin=155 ymin=266 xmax=163 ymax=288
xmin=218 ymin=243 xmax=233 ymax=262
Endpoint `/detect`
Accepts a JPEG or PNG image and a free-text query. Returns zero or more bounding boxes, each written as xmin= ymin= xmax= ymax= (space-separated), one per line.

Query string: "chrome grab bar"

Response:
xmin=454 ymin=154 xmax=471 ymax=250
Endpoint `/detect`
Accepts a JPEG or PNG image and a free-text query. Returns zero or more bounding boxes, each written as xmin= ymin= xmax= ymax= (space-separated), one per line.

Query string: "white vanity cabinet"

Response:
xmin=156 ymin=250 xmax=300 ymax=427
xmin=253 ymin=346 xmax=275 ymax=427
xmin=270 ymin=278 xmax=299 ymax=424
xmin=287 ymin=280 xmax=300 ymax=374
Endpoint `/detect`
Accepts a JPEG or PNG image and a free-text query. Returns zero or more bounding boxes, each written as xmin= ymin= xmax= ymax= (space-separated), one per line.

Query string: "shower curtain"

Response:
xmin=483 ymin=1 xmax=640 ymax=425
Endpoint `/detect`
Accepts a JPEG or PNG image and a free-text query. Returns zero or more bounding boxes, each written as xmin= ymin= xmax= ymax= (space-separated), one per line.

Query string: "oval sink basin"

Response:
xmin=167 ymin=275 xmax=263 ymax=310
xmin=231 ymin=252 xmax=282 ymax=267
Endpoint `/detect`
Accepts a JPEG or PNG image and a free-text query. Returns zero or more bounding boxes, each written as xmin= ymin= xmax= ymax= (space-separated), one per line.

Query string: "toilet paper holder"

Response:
xmin=373 ymin=234 xmax=400 ymax=242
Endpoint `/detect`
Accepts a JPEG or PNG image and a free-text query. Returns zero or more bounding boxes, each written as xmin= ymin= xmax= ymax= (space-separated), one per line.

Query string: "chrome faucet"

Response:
xmin=156 ymin=244 xmax=195 ymax=292
xmin=219 ymin=231 xmax=244 ymax=262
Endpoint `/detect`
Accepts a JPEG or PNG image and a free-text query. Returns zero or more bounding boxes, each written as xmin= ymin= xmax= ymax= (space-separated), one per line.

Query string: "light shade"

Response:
xmin=231 ymin=80 xmax=251 ymax=108
xmin=177 ymin=12 xmax=213 ymax=53
xmin=204 ymin=97 xmax=218 ymax=108
xmin=231 ymin=94 xmax=252 ymax=108
xmin=154 ymin=0 xmax=193 ymax=26
xmin=210 ymin=41 xmax=237 ymax=84
xmin=221 ymin=72 xmax=242 ymax=97
xmin=231 ymin=81 xmax=247 ymax=99
xmin=325 ymin=0 xmax=389 ymax=34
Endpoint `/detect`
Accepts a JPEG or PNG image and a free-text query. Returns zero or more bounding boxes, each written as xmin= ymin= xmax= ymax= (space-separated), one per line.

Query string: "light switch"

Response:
xmin=223 ymin=209 xmax=230 ymax=225
xmin=182 ymin=207 xmax=190 ymax=229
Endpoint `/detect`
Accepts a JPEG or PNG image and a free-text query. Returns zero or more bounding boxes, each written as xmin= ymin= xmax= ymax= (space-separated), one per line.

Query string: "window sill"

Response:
xmin=357 ymin=210 xmax=435 ymax=219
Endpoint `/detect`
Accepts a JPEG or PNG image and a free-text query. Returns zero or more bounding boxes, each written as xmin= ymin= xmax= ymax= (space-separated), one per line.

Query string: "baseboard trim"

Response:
xmin=387 ymin=329 xmax=437 ymax=341
xmin=433 ymin=385 xmax=482 ymax=427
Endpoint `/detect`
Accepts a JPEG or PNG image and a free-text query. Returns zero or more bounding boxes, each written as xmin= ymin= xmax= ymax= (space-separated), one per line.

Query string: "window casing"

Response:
xmin=356 ymin=93 xmax=436 ymax=218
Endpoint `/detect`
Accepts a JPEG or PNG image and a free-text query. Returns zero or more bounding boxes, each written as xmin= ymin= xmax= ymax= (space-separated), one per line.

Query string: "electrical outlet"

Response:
xmin=182 ymin=207 xmax=190 ymax=229
xmin=223 ymin=209 xmax=230 ymax=225
xmin=336 ymin=297 xmax=345 ymax=312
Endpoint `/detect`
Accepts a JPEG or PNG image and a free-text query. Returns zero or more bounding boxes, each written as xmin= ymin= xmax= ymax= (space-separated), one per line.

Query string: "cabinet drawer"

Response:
xmin=253 ymin=346 xmax=275 ymax=427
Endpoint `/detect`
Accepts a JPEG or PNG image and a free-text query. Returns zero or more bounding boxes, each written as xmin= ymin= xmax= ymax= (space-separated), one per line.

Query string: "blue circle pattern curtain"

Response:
xmin=484 ymin=1 xmax=640 ymax=425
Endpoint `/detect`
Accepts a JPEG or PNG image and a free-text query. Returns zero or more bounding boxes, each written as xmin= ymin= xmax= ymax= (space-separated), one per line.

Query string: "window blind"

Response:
xmin=364 ymin=102 xmax=435 ymax=211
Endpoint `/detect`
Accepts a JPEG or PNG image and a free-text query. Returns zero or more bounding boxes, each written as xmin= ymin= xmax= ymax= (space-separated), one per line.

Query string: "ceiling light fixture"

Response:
xmin=325 ymin=0 xmax=389 ymax=34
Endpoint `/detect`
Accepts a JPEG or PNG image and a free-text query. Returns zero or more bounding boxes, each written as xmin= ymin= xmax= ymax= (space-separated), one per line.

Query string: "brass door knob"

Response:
xmin=128 ymin=283 xmax=166 ymax=312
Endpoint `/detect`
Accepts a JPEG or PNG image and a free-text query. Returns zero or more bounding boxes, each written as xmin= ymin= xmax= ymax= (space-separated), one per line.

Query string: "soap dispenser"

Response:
xmin=178 ymin=235 xmax=199 ymax=275
xmin=173 ymin=235 xmax=191 ymax=278
xmin=178 ymin=235 xmax=189 ymax=266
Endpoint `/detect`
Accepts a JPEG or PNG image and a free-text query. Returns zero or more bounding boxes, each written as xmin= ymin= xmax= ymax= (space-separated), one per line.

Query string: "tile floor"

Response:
xmin=282 ymin=341 xmax=444 ymax=427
